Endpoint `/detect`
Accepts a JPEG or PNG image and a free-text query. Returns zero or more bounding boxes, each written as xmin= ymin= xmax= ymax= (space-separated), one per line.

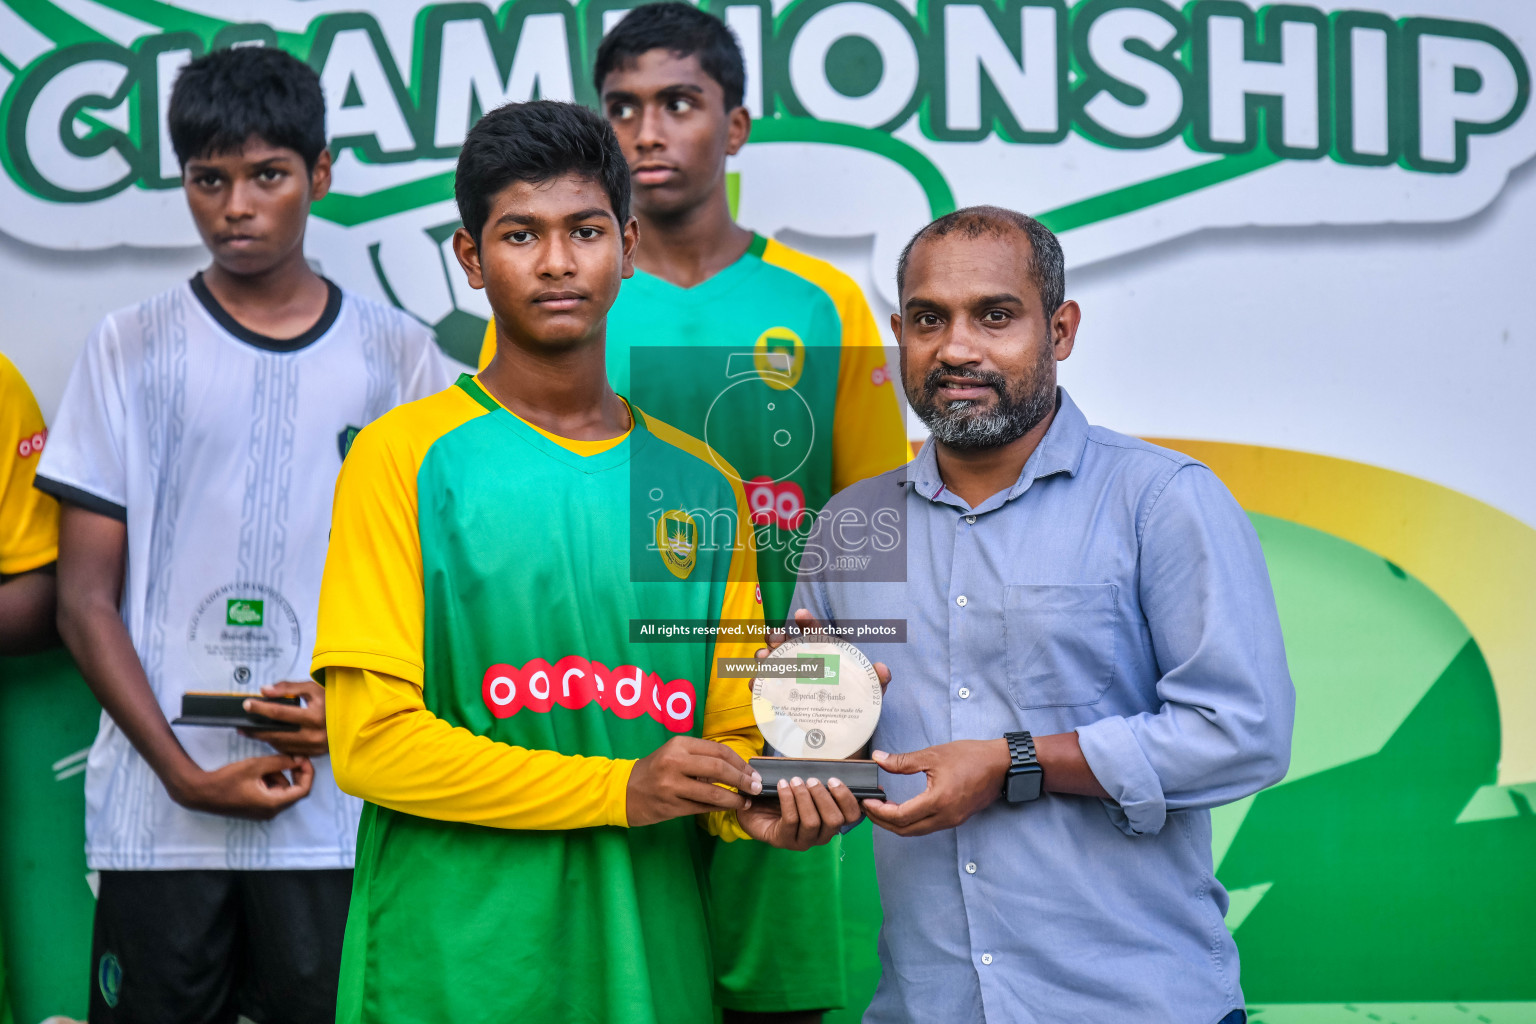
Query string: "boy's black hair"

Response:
xmin=455 ymin=100 xmax=632 ymax=244
xmin=594 ymin=2 xmax=746 ymax=110
xmin=168 ymin=47 xmax=327 ymax=171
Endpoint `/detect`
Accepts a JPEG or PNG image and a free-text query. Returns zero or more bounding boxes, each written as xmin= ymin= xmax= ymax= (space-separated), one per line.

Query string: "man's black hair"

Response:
xmin=455 ymin=100 xmax=632 ymax=244
xmin=594 ymin=2 xmax=746 ymax=110
xmin=168 ymin=47 xmax=326 ymax=171
xmin=897 ymin=206 xmax=1066 ymax=316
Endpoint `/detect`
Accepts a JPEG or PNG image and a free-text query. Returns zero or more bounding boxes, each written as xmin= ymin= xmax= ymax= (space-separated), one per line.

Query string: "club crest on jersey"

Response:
xmin=753 ymin=327 xmax=805 ymax=391
xmin=657 ymin=509 xmax=699 ymax=579
xmin=337 ymin=425 xmax=361 ymax=461
xmin=482 ymin=656 xmax=696 ymax=732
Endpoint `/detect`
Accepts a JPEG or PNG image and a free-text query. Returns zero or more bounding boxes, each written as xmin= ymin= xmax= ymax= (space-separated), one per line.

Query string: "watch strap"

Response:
xmin=1005 ymin=730 xmax=1037 ymax=767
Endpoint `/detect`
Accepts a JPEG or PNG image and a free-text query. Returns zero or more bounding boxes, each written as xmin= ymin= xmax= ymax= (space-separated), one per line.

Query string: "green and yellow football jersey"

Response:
xmin=313 ymin=375 xmax=763 ymax=1024
xmin=483 ymin=235 xmax=909 ymax=1015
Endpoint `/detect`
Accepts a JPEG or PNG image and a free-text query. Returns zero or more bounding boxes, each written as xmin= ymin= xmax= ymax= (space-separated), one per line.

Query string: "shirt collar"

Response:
xmin=907 ymin=387 xmax=1089 ymax=510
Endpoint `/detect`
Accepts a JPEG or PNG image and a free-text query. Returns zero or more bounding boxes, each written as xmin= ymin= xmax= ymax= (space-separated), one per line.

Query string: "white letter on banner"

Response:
xmin=1349 ymin=26 xmax=1390 ymax=157
xmin=23 ymin=60 xmax=133 ymax=193
xmin=1417 ymin=33 xmax=1521 ymax=166
xmin=508 ymin=15 xmax=575 ymax=103
xmin=1082 ymin=7 xmax=1181 ymax=140
xmin=319 ymin=28 xmax=414 ymax=153
xmin=725 ymin=5 xmax=764 ymax=117
xmin=789 ymin=3 xmax=919 ymax=128
xmin=944 ymin=4 xmax=1058 ymax=134
xmin=1207 ymin=16 xmax=1319 ymax=150
xmin=433 ymin=15 xmax=573 ymax=148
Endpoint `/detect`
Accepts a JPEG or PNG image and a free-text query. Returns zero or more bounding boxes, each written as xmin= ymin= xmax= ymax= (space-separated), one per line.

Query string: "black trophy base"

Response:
xmin=173 ymin=692 xmax=301 ymax=732
xmin=749 ymin=756 xmax=886 ymax=802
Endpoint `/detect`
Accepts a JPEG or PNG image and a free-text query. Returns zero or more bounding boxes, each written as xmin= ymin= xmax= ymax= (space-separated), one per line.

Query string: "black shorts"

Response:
xmin=88 ymin=869 xmax=352 ymax=1024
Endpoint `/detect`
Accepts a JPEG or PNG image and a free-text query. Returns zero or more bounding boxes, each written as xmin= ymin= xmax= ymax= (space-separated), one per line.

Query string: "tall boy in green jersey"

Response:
xmin=478 ymin=9 xmax=909 ymax=1018
xmin=313 ymin=100 xmax=861 ymax=1024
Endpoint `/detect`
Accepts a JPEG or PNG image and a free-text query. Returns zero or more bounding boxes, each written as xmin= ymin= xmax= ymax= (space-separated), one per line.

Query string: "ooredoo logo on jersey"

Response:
xmin=16 ymin=429 xmax=45 ymax=458
xmin=481 ymin=655 xmax=697 ymax=732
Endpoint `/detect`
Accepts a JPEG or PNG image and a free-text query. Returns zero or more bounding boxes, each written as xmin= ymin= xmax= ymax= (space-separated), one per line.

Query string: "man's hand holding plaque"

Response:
xmin=749 ymin=609 xmax=893 ymax=807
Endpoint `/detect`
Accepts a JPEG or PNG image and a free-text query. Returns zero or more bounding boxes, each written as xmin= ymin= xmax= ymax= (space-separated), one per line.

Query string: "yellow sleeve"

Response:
xmin=757 ymin=241 xmax=910 ymax=492
xmin=478 ymin=320 xmax=496 ymax=372
xmin=314 ymin=390 xmax=636 ymax=829
xmin=327 ymin=666 xmax=634 ymax=829
xmin=0 ymin=354 xmax=59 ymax=575
xmin=702 ymin=467 xmax=766 ymax=842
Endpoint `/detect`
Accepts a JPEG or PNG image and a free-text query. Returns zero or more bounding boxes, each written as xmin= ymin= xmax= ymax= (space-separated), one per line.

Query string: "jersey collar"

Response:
xmin=631 ymin=232 xmax=769 ymax=299
xmin=189 ymin=272 xmax=342 ymax=353
xmin=455 ymin=373 xmax=642 ymax=475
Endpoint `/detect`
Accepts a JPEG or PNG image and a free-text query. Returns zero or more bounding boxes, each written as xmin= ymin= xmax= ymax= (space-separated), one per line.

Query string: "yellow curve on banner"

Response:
xmin=1148 ymin=440 xmax=1536 ymax=788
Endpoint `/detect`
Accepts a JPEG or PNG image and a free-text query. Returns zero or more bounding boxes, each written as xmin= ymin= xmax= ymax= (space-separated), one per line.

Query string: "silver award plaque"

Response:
xmin=750 ymin=638 xmax=886 ymax=800
xmin=187 ymin=583 xmax=302 ymax=690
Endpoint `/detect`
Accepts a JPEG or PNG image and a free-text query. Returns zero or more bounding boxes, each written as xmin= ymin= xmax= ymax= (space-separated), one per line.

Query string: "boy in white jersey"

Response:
xmin=37 ymin=47 xmax=451 ymax=1023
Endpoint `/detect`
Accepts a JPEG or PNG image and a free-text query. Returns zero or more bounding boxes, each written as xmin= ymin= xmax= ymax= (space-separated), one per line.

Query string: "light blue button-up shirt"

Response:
xmin=792 ymin=389 xmax=1294 ymax=1024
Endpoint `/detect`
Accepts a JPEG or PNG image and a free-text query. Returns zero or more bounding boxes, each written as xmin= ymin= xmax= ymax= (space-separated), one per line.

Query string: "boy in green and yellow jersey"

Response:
xmin=314 ymin=100 xmax=860 ymax=1024
xmin=482 ymin=7 xmax=908 ymax=1020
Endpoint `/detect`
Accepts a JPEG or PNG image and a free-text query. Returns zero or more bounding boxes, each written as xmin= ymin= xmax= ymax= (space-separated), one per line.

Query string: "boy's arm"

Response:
xmin=0 ymin=568 xmax=57 ymax=655
xmin=325 ymin=667 xmax=761 ymax=829
xmin=327 ymin=666 xmax=632 ymax=827
xmin=56 ymin=504 xmax=314 ymax=818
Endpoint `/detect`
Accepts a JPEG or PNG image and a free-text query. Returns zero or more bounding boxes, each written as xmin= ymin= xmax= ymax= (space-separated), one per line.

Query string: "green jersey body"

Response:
xmin=324 ymin=378 xmax=757 ymax=1024
xmin=475 ymin=237 xmax=907 ymax=1015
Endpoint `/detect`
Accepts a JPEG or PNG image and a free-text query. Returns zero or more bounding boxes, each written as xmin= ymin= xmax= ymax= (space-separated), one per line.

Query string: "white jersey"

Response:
xmin=37 ymin=274 xmax=454 ymax=871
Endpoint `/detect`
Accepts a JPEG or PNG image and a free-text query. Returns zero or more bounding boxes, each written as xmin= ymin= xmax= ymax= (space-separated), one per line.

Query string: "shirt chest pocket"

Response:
xmin=1003 ymin=583 xmax=1118 ymax=709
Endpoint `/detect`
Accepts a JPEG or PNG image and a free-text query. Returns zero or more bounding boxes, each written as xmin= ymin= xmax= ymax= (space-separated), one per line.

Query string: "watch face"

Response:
xmin=1008 ymin=768 xmax=1044 ymax=803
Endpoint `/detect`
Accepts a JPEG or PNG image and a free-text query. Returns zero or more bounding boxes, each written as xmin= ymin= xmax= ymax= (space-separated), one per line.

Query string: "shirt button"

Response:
xmin=981 ymin=953 xmax=994 ymax=965
xmin=966 ymin=515 xmax=977 ymax=524
xmin=958 ymin=687 xmax=970 ymax=699
xmin=965 ymin=861 xmax=977 ymax=874
xmin=956 ymin=595 xmax=968 ymax=607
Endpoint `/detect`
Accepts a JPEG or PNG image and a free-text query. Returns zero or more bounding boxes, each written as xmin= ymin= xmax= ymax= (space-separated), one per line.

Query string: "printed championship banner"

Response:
xmin=0 ymin=1 xmax=1533 ymax=1021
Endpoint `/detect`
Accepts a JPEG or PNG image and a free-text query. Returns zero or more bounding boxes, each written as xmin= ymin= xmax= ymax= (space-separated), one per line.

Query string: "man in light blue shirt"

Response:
xmin=788 ymin=207 xmax=1295 ymax=1023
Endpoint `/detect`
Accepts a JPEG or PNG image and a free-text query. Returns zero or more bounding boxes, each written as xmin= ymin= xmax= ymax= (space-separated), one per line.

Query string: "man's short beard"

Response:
xmin=906 ymin=348 xmax=1057 ymax=452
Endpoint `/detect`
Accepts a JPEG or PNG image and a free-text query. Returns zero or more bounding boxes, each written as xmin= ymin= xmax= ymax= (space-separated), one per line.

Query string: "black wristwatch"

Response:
xmin=1002 ymin=731 xmax=1044 ymax=803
